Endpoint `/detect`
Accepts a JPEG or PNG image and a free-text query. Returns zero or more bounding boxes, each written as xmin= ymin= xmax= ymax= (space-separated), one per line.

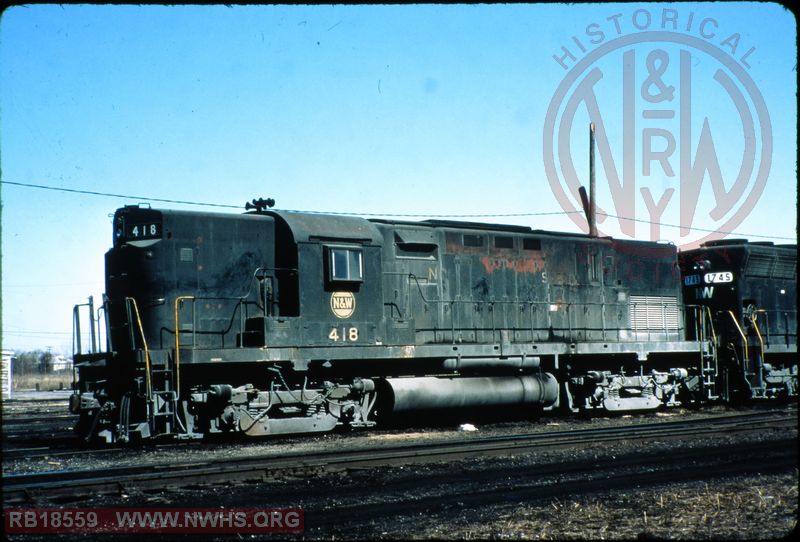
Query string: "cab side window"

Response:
xmin=328 ymin=246 xmax=363 ymax=282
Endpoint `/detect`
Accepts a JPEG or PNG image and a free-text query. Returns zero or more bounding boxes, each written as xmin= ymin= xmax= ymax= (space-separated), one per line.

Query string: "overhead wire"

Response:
xmin=2 ymin=178 xmax=795 ymax=348
xmin=1 ymin=179 xmax=796 ymax=240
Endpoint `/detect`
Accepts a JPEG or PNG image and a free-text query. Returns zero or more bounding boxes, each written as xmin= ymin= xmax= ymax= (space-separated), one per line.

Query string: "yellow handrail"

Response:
xmin=174 ymin=296 xmax=195 ymax=399
xmin=727 ymin=310 xmax=749 ymax=372
xmin=126 ymin=297 xmax=152 ymax=398
xmin=750 ymin=310 xmax=769 ymax=389
xmin=751 ymin=311 xmax=766 ymax=357
xmin=704 ymin=306 xmax=717 ymax=345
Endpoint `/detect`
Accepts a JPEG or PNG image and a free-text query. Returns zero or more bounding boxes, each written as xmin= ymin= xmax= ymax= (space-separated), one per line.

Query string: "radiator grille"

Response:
xmin=746 ymin=254 xmax=773 ymax=277
xmin=746 ymin=252 xmax=797 ymax=279
xmin=773 ymin=254 xmax=796 ymax=279
xmin=629 ymin=295 xmax=680 ymax=331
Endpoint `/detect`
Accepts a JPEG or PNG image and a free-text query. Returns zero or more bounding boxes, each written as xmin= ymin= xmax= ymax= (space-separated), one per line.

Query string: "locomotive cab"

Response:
xmin=240 ymin=211 xmax=386 ymax=352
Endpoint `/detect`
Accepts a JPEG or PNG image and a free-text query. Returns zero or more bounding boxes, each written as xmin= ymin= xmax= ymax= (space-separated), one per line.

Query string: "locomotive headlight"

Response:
xmin=114 ymin=216 xmax=124 ymax=241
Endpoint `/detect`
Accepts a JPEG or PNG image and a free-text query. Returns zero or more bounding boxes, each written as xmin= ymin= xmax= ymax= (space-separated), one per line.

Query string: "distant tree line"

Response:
xmin=11 ymin=350 xmax=69 ymax=375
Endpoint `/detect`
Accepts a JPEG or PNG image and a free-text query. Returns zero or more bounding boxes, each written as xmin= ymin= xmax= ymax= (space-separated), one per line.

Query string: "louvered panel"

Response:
xmin=773 ymin=254 xmax=796 ymax=279
xmin=746 ymin=254 xmax=773 ymax=277
xmin=629 ymin=295 xmax=679 ymax=331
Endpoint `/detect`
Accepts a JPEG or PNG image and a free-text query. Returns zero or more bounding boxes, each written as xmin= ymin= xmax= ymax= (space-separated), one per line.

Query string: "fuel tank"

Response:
xmin=380 ymin=374 xmax=559 ymax=413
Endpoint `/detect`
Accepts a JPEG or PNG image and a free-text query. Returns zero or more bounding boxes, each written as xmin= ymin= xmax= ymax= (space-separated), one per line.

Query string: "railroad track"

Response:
xmin=1 ymin=393 xmax=73 ymax=412
xmin=2 ymin=414 xmax=76 ymax=426
xmin=1 ymin=414 xmax=78 ymax=447
xmin=2 ymin=403 xmax=79 ymax=450
xmin=304 ymin=436 xmax=797 ymax=533
xmin=1 ymin=396 xmax=74 ymax=433
xmin=2 ymin=440 xmax=209 ymax=462
xmin=4 ymin=409 xmax=795 ymax=504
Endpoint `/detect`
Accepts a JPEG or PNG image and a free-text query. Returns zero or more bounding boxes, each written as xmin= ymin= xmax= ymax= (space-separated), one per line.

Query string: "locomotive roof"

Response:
xmin=123 ymin=205 xmax=686 ymax=249
xmin=683 ymin=239 xmax=797 ymax=252
xmin=369 ymin=217 xmax=660 ymax=244
xmin=369 ymin=217 xmax=583 ymax=237
xmin=266 ymin=210 xmax=384 ymax=244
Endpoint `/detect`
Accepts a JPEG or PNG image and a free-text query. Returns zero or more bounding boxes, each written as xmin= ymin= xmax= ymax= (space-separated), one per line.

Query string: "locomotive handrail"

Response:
xmin=173 ymin=296 xmax=198 ymax=401
xmin=170 ymin=295 xmax=254 ymax=348
xmin=167 ymin=267 xmax=279 ymax=355
xmin=757 ymin=310 xmax=771 ymax=346
xmin=394 ymin=272 xmax=686 ymax=341
xmin=72 ymin=296 xmax=98 ymax=357
xmin=125 ymin=297 xmax=153 ymax=398
xmin=727 ymin=310 xmax=750 ymax=375
xmin=99 ymin=296 xmax=112 ymax=353
xmin=72 ymin=304 xmax=83 ymax=357
xmin=252 ymin=266 xmax=289 ymax=317
xmin=750 ymin=308 xmax=798 ymax=349
xmin=776 ymin=309 xmax=797 ymax=348
xmin=704 ymin=306 xmax=719 ymax=383
xmin=172 ymin=293 xmax=251 ymax=390
xmin=683 ymin=304 xmax=718 ymax=342
xmin=751 ymin=311 xmax=766 ymax=389
xmin=398 ymin=290 xmax=684 ymax=344
xmin=704 ymin=306 xmax=717 ymax=345
xmin=752 ymin=311 xmax=766 ymax=351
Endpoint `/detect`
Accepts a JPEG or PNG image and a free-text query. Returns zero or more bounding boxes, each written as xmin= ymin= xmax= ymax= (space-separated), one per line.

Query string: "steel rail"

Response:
xmin=304 ymin=438 xmax=798 ymax=532
xmin=2 ymin=414 xmax=77 ymax=426
xmin=3 ymin=410 xmax=795 ymax=504
xmin=0 ymin=408 xmax=788 ymax=461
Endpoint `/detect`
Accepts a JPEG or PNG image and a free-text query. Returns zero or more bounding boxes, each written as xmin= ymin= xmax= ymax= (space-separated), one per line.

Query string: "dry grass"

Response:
xmin=12 ymin=373 xmax=72 ymax=391
xmin=393 ymin=473 xmax=798 ymax=540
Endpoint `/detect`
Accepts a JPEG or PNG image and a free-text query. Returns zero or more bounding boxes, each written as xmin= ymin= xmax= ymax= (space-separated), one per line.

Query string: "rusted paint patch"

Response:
xmin=481 ymin=256 xmax=545 ymax=274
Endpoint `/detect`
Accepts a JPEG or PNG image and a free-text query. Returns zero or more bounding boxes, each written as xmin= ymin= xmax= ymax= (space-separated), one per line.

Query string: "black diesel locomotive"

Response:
xmin=70 ymin=202 xmax=797 ymax=442
xmin=679 ymin=240 xmax=797 ymax=401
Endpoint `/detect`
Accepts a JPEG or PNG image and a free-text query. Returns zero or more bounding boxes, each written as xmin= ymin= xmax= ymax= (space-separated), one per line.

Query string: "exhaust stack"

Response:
xmin=579 ymin=122 xmax=598 ymax=237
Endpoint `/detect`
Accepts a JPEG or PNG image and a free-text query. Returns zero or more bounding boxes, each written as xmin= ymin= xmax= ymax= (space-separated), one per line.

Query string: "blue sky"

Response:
xmin=2 ymin=3 xmax=796 ymax=353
